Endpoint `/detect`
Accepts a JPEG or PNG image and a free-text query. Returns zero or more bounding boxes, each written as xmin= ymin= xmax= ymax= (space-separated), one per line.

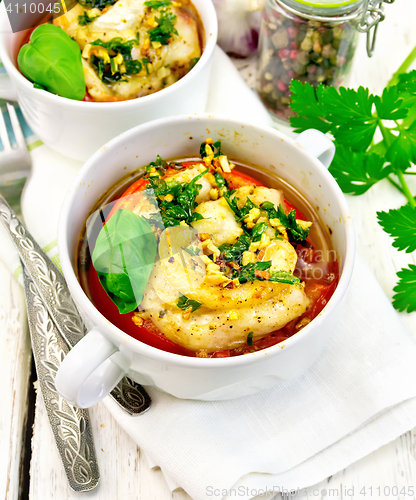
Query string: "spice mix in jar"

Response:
xmin=256 ymin=0 xmax=365 ymax=121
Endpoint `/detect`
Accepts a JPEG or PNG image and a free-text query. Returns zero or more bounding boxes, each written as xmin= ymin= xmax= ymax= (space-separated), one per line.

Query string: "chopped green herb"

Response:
xmin=79 ymin=0 xmax=117 ymax=11
xmin=177 ymin=294 xmax=202 ymax=312
xmin=199 ymin=140 xmax=224 ymax=159
xmin=176 ymin=169 xmax=209 ymax=218
xmin=236 ymin=261 xmax=269 ymax=283
xmin=142 ymin=57 xmax=151 ymax=74
xmin=190 ymin=57 xmax=200 ymax=69
xmin=78 ymin=11 xmax=100 ymax=25
xmin=145 ymin=154 xmax=170 ymax=173
xmin=260 ymin=201 xmax=310 ymax=244
xmin=144 ymin=0 xmax=172 ymax=8
xmin=214 ymin=172 xmax=228 ymax=189
xmin=148 ymin=10 xmax=178 ymax=45
xmin=247 ymin=331 xmax=254 ymax=346
xmin=90 ymin=36 xmax=142 ymax=83
xmin=269 ymin=270 xmax=302 ymax=285
xmin=219 ymin=235 xmax=251 ymax=264
xmin=184 ymin=245 xmax=201 ymax=257
xmin=91 ymin=37 xmax=138 ymax=54
xmin=224 ymin=191 xmax=258 ymax=222
xmin=235 ymin=261 xmax=301 ymax=285
xmin=251 ymin=222 xmax=268 ymax=242
xmin=144 ymin=168 xmax=208 ymax=227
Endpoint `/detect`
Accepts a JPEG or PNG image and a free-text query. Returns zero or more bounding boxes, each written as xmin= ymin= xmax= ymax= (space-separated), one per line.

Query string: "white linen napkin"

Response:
xmin=1 ymin=46 xmax=416 ymax=500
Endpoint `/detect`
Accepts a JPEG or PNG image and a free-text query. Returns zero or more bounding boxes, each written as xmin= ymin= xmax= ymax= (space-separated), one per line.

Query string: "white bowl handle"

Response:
xmin=0 ymin=73 xmax=18 ymax=101
xmin=55 ymin=328 xmax=129 ymax=408
xmin=296 ymin=129 xmax=335 ymax=169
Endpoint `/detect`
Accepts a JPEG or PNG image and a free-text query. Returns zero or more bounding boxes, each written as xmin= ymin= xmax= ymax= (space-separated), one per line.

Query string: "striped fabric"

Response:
xmin=1 ymin=63 xmax=50 ymax=279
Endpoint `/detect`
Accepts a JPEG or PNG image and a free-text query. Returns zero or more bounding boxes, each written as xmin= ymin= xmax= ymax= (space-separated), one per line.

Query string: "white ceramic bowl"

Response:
xmin=55 ymin=114 xmax=355 ymax=407
xmin=0 ymin=1 xmax=217 ymax=161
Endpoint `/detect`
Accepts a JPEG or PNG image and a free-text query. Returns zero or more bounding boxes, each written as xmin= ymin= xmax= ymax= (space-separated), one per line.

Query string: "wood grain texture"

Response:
xmin=0 ymin=259 xmax=32 ymax=500
xmin=274 ymin=1 xmax=416 ymax=496
xmin=28 ymin=396 xmax=192 ymax=499
xmin=3 ymin=0 xmax=416 ymax=498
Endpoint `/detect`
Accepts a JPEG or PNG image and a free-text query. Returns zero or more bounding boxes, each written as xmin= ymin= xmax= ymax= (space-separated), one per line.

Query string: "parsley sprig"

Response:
xmin=289 ymin=46 xmax=416 ymax=313
xmin=393 ymin=265 xmax=416 ymax=313
xmin=377 ymin=205 xmax=416 ymax=254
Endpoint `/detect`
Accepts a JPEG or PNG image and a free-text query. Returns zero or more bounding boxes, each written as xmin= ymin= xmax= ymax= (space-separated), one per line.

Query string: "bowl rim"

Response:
xmin=58 ymin=113 xmax=356 ymax=368
xmin=0 ymin=0 xmax=218 ymax=109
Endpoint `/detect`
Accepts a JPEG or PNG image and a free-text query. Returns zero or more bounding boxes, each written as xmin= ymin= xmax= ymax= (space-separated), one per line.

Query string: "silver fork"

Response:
xmin=0 ymin=102 xmax=152 ymax=416
xmin=0 ymin=101 xmax=31 ymax=217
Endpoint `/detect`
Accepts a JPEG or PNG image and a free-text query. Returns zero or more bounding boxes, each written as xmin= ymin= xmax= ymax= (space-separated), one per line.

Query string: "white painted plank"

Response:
xmin=0 ymin=259 xmax=32 ymax=500
xmin=29 ymin=396 xmax=186 ymax=500
xmin=21 ymin=0 xmax=416 ymax=497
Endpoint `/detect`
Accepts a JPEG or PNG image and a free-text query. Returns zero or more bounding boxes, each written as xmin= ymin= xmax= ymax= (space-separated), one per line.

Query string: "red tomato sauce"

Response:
xmin=80 ymin=165 xmax=339 ymax=358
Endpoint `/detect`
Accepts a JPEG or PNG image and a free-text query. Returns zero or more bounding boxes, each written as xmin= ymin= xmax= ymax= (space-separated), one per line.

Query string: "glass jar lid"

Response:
xmin=293 ymin=0 xmax=363 ymax=7
xmin=276 ymin=0 xmax=365 ymax=17
xmin=272 ymin=0 xmax=394 ymax=57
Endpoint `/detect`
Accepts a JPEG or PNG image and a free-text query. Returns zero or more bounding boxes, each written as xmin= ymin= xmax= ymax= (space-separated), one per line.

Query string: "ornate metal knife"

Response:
xmin=22 ymin=264 xmax=100 ymax=492
xmin=0 ymin=194 xmax=151 ymax=415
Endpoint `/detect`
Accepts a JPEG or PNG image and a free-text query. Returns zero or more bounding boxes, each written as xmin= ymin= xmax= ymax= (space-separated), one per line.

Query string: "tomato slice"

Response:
xmin=90 ymin=160 xmax=332 ymax=358
xmin=304 ymin=264 xmax=339 ymax=318
xmin=211 ymin=350 xmax=231 ymax=358
xmin=108 ymin=164 xmax=305 ymax=222
xmin=223 ymin=170 xmax=264 ymax=189
xmin=85 ymin=262 xmax=196 ymax=356
xmin=107 ymin=178 xmax=148 ymax=219
xmin=284 ymin=199 xmax=307 ymax=221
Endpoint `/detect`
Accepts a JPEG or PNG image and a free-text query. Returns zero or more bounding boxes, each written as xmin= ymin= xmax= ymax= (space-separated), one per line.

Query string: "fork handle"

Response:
xmin=0 ymin=195 xmax=151 ymax=415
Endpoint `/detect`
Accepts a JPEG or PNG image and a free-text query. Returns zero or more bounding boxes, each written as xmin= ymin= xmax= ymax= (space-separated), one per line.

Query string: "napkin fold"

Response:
xmin=1 ymin=46 xmax=416 ymax=500
xmin=106 ymin=258 xmax=416 ymax=498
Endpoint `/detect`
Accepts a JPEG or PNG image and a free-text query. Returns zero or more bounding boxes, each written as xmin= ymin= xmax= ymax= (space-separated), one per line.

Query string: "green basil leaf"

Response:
xmin=92 ymin=209 xmax=157 ymax=314
xmin=18 ymin=24 xmax=85 ymax=101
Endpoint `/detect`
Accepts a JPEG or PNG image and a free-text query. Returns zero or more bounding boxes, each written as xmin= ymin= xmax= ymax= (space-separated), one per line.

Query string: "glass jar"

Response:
xmin=256 ymin=0 xmax=365 ymax=121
